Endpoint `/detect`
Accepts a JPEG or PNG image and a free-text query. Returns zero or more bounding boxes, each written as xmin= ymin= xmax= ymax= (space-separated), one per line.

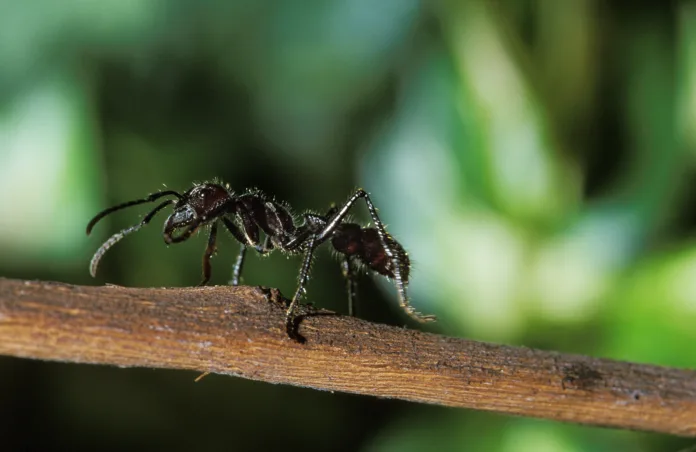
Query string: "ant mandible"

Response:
xmin=86 ymin=182 xmax=436 ymax=338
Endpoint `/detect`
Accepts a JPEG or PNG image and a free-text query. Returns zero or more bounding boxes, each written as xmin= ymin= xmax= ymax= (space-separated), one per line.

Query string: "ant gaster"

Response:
xmin=86 ymin=182 xmax=436 ymax=337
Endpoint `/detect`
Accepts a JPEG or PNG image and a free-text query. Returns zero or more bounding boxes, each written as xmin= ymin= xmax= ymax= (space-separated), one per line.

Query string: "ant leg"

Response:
xmin=90 ymin=199 xmax=175 ymax=277
xmin=285 ymin=235 xmax=317 ymax=338
xmin=222 ymin=217 xmax=250 ymax=285
xmin=257 ymin=234 xmax=275 ymax=255
xmin=222 ymin=217 xmax=248 ymax=242
xmin=283 ymin=213 xmax=327 ymax=252
xmin=229 ymin=233 xmax=277 ymax=285
xmin=199 ymin=222 xmax=218 ymax=286
xmin=230 ymin=246 xmax=246 ymax=286
xmin=223 ymin=217 xmax=270 ymax=285
xmin=87 ymin=190 xmax=181 ymax=235
xmin=317 ymin=189 xmax=436 ymax=323
xmin=341 ymin=256 xmax=358 ymax=317
xmin=230 ymin=235 xmax=275 ymax=285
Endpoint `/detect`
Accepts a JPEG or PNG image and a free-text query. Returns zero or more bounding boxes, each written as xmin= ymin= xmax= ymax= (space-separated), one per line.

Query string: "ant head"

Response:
xmin=187 ymin=184 xmax=231 ymax=213
xmin=163 ymin=183 xmax=231 ymax=244
xmin=163 ymin=203 xmax=198 ymax=244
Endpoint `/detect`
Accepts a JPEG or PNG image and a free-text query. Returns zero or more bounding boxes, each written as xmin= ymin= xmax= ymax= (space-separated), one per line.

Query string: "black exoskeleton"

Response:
xmin=86 ymin=182 xmax=436 ymax=337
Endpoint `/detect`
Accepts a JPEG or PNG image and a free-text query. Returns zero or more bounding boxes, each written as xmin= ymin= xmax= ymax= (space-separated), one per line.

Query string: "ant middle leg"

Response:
xmin=230 ymin=234 xmax=276 ymax=286
xmin=224 ymin=213 xmax=277 ymax=285
xmin=230 ymin=246 xmax=246 ymax=286
xmin=285 ymin=235 xmax=317 ymax=339
xmin=223 ymin=218 xmax=248 ymax=285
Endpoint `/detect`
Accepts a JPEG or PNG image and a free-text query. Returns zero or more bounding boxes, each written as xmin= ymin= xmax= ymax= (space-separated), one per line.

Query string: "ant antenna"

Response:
xmin=86 ymin=190 xmax=182 ymax=235
xmin=89 ymin=199 xmax=176 ymax=277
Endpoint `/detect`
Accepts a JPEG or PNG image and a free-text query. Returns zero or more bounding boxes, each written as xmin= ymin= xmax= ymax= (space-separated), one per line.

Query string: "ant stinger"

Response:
xmin=86 ymin=182 xmax=436 ymax=338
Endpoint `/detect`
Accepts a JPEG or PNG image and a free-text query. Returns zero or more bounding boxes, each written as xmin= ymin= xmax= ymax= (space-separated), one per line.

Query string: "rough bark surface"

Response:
xmin=0 ymin=278 xmax=694 ymax=436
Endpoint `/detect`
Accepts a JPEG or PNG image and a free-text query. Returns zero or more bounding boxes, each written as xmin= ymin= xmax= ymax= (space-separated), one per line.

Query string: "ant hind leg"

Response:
xmin=341 ymin=256 xmax=358 ymax=317
xmin=318 ymin=189 xmax=436 ymax=323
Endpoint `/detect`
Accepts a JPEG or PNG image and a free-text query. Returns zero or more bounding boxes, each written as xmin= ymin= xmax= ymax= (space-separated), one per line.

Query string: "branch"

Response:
xmin=0 ymin=278 xmax=694 ymax=436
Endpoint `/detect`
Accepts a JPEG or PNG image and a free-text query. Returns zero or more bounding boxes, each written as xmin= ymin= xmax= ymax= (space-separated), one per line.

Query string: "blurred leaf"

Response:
xmin=678 ymin=1 xmax=696 ymax=154
xmin=602 ymin=244 xmax=696 ymax=367
xmin=439 ymin=0 xmax=580 ymax=226
xmin=0 ymin=71 xmax=100 ymax=264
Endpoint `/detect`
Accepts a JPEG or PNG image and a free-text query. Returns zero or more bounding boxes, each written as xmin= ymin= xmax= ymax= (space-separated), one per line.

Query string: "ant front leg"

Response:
xmin=318 ymin=189 xmax=436 ymax=323
xmin=199 ymin=222 xmax=218 ymax=286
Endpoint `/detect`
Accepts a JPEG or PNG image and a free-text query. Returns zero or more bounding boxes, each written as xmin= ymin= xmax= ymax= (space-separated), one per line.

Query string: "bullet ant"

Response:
xmin=87 ymin=182 xmax=436 ymax=338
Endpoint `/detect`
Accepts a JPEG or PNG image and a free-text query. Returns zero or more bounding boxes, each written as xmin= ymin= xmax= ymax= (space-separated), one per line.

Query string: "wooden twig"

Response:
xmin=0 ymin=278 xmax=694 ymax=436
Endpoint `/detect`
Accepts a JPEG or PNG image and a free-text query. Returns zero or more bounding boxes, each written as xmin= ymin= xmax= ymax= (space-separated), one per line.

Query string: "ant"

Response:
xmin=86 ymin=182 xmax=436 ymax=338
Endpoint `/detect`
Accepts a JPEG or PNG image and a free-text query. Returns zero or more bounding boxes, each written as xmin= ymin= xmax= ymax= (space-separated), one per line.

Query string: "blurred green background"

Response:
xmin=0 ymin=0 xmax=694 ymax=451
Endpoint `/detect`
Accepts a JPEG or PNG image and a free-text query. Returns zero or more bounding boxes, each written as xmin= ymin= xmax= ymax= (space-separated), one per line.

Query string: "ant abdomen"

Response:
xmin=331 ymin=223 xmax=362 ymax=255
xmin=332 ymin=224 xmax=410 ymax=281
